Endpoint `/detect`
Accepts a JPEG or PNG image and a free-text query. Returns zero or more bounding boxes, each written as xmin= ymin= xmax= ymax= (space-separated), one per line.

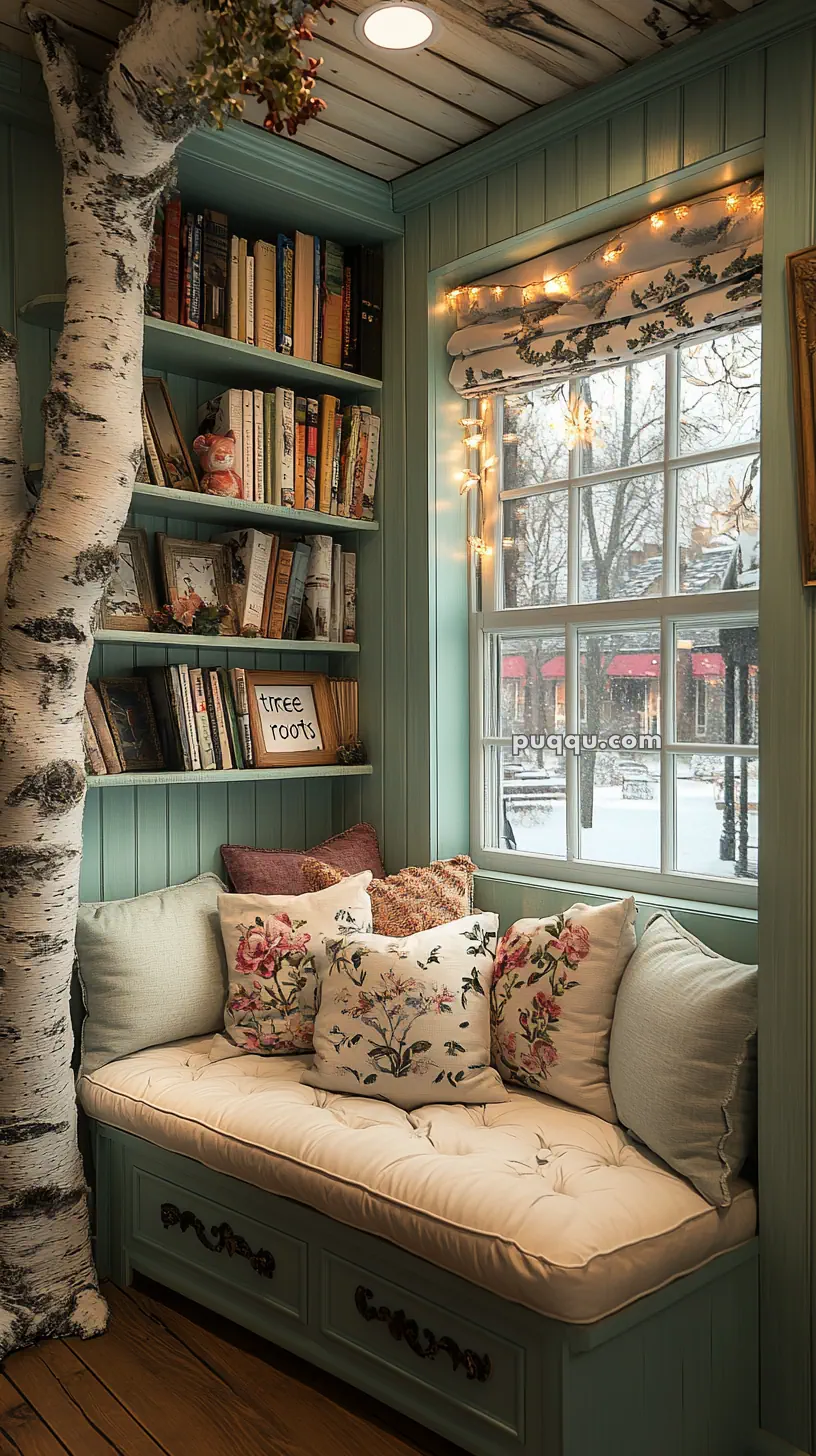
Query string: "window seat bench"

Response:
xmin=82 ymin=1035 xmax=760 ymax=1456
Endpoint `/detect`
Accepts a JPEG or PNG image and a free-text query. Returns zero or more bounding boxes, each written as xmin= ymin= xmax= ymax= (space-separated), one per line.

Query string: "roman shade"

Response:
xmin=447 ymin=177 xmax=764 ymax=397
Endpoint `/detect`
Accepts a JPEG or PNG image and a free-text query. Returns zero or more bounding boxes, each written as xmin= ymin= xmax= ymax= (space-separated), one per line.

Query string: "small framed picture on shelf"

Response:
xmin=143 ymin=376 xmax=199 ymax=492
xmin=245 ymin=670 xmax=339 ymax=768
xmin=157 ymin=535 xmax=237 ymax=635
xmin=100 ymin=527 xmax=157 ymax=632
xmin=97 ymin=678 xmax=165 ymax=772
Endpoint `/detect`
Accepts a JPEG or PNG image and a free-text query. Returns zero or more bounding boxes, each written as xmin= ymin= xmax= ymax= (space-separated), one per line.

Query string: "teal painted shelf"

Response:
xmin=19 ymin=295 xmax=382 ymax=395
xmin=94 ymin=628 xmax=359 ymax=653
xmin=130 ymin=481 xmax=378 ymax=532
xmin=87 ymin=764 xmax=373 ymax=788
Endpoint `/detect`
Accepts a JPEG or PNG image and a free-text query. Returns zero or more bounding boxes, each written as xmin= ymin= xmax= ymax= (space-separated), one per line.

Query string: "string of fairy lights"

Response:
xmin=449 ymin=186 xmax=764 ymax=563
xmin=446 ymin=189 xmax=764 ymax=315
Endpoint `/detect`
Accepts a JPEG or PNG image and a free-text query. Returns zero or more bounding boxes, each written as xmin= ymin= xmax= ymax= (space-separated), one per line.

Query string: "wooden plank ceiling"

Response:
xmin=1 ymin=0 xmax=765 ymax=180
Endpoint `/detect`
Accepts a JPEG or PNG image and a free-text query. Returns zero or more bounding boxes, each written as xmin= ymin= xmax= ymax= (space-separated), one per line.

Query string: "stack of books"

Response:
xmin=83 ymin=670 xmax=257 ymax=776
xmin=146 ymin=198 xmax=383 ymax=378
xmin=217 ymin=530 xmax=356 ymax=644
xmin=196 ymin=391 xmax=379 ymax=518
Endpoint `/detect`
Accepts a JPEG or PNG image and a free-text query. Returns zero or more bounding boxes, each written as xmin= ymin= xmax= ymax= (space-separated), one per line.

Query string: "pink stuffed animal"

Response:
xmin=192 ymin=430 xmax=243 ymax=499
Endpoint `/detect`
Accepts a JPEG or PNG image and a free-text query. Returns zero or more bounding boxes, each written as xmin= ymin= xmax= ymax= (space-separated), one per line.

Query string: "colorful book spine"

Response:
xmin=162 ymin=192 xmax=182 ymax=325
xmin=145 ymin=203 xmax=164 ymax=318
xmin=342 ymin=246 xmax=360 ymax=373
xmin=218 ymin=667 xmax=244 ymax=770
xmin=301 ymin=534 xmax=332 ymax=642
xmin=189 ymin=213 xmax=203 ymax=328
xmin=321 ymin=239 xmax=344 ymax=369
xmin=208 ymin=669 xmax=233 ymax=770
xmin=268 ymin=547 xmax=294 ymax=640
xmin=330 ymin=541 xmax=342 ymax=642
xmin=254 ymin=240 xmax=277 ymax=353
xmin=293 ymin=231 xmax=314 ymax=362
xmin=330 ymin=410 xmax=343 ymax=514
xmin=180 ymin=212 xmax=194 ymax=328
xmin=313 ymin=235 xmax=322 ymax=363
xmin=362 ymin=413 xmax=381 ymax=521
xmin=167 ymin=667 xmax=192 ymax=771
xmin=342 ymin=551 xmax=357 ymax=643
xmin=359 ymin=245 xmax=384 ymax=379
xmin=283 ymin=541 xmax=312 ymax=639
xmin=246 ymin=253 xmax=255 ymax=348
xmin=228 ymin=235 xmax=240 ymax=341
xmin=351 ymin=405 xmax=371 ymax=520
xmin=242 ymin=390 xmax=254 ymax=502
xmin=276 ymin=234 xmax=294 ymax=355
xmin=317 ymin=395 xmax=338 ymax=514
xmin=305 ymin=397 xmax=319 ymax=512
xmin=294 ymin=396 xmax=308 ymax=511
xmin=275 ymin=387 xmax=295 ymax=508
xmin=177 ymin=664 xmax=202 ymax=771
xmin=189 ymin=668 xmax=217 ymax=771
xmin=263 ymin=393 xmax=275 ymax=504
xmin=202 ymin=209 xmax=229 ymax=335
xmin=253 ymin=389 xmax=264 ymax=503
xmin=231 ymin=668 xmax=254 ymax=767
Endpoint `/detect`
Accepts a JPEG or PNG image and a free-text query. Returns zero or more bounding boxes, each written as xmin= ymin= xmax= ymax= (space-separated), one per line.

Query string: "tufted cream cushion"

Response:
xmin=79 ymin=1035 xmax=756 ymax=1324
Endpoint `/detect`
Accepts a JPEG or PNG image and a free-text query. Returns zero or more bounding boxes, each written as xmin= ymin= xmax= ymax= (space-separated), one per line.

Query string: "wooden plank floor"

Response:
xmin=0 ymin=1277 xmax=469 ymax=1456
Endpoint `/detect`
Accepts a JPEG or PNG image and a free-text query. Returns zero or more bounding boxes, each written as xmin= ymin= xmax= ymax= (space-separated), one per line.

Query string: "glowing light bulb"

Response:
xmin=544 ymin=274 xmax=570 ymax=296
xmin=468 ymin=287 xmax=480 ymax=302
xmin=447 ymin=289 xmax=461 ymax=308
xmin=465 ymin=432 xmax=483 ymax=450
xmin=491 ymin=285 xmax=504 ymax=300
xmin=726 ymin=194 xmax=740 ymax=213
xmin=650 ymin=212 xmax=665 ymax=230
xmin=602 ymin=242 xmax=624 ymax=264
xmin=459 ymin=472 xmax=480 ymax=495
xmin=674 ymin=205 xmax=689 ymax=221
xmin=750 ymin=192 xmax=765 ymax=213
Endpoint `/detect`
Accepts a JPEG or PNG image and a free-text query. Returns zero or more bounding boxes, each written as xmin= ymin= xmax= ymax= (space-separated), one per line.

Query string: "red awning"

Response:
xmin=691 ymin=652 xmax=725 ymax=679
xmin=605 ymin=654 xmax=660 ymax=678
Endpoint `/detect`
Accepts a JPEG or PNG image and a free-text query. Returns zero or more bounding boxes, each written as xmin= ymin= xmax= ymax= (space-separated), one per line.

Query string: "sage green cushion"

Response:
xmin=76 ymin=873 xmax=228 ymax=1075
xmin=609 ymin=911 xmax=757 ymax=1207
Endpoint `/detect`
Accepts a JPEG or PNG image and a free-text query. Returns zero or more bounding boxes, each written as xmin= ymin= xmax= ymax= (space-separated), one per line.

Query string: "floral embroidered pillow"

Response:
xmin=301 ymin=914 xmax=509 ymax=1110
xmin=491 ymin=898 xmax=636 ymax=1122
xmin=218 ymin=873 xmax=373 ymax=1055
xmin=300 ymin=855 xmax=476 ymax=936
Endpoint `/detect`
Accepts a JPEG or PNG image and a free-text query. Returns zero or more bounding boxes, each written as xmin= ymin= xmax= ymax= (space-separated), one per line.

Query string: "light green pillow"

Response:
xmin=609 ymin=911 xmax=757 ymax=1206
xmin=76 ymin=873 xmax=228 ymax=1076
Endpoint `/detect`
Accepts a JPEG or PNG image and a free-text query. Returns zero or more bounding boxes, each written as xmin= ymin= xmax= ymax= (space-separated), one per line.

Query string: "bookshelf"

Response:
xmin=19 ymin=296 xmax=383 ymax=396
xmin=94 ymin=628 xmax=359 ymax=653
xmin=88 ymin=764 xmax=373 ymax=788
xmin=130 ymin=482 xmax=378 ymax=532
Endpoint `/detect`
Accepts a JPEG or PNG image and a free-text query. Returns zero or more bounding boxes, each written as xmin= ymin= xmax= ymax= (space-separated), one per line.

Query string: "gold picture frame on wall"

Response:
xmin=787 ymin=244 xmax=816 ymax=584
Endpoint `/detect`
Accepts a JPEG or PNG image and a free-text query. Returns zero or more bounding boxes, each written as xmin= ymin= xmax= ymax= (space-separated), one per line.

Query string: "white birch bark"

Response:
xmin=0 ymin=0 xmax=217 ymax=1355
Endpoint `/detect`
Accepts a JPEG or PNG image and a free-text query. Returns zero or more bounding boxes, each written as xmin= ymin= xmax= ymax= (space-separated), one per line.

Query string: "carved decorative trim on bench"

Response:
xmin=354 ymin=1284 xmax=492 ymax=1383
xmin=160 ymin=1202 xmax=276 ymax=1279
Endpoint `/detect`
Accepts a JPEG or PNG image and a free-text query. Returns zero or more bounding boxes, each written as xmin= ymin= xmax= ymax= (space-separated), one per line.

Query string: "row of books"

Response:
xmin=146 ymin=198 xmax=383 ymax=378
xmin=197 ymin=390 xmax=379 ymax=518
xmin=83 ymin=668 xmax=255 ymax=776
xmin=221 ymin=530 xmax=355 ymax=643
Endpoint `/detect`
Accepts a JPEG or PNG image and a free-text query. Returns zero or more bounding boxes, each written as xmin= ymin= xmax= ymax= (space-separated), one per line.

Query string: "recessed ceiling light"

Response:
xmin=355 ymin=1 xmax=441 ymax=51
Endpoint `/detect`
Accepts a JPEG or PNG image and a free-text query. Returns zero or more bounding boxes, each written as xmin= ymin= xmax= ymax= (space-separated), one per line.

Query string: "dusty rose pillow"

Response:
xmin=221 ymin=822 xmax=384 ymax=897
xmin=300 ymin=854 xmax=476 ymax=937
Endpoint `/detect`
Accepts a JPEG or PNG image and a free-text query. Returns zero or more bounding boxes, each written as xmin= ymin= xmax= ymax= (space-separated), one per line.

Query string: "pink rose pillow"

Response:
xmin=491 ymin=898 xmax=636 ymax=1122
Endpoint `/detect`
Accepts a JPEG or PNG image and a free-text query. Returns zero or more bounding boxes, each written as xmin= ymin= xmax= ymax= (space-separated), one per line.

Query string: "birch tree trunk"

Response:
xmin=0 ymin=0 xmax=223 ymax=1355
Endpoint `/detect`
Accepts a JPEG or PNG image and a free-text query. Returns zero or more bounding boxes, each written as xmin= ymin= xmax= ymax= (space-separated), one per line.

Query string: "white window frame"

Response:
xmin=469 ymin=330 xmax=760 ymax=909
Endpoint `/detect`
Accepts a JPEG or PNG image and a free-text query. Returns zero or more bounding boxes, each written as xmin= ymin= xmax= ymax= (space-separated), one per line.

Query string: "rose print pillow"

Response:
xmin=491 ymin=898 xmax=636 ymax=1122
xmin=218 ymin=873 xmax=373 ymax=1055
xmin=301 ymin=914 xmax=508 ymax=1110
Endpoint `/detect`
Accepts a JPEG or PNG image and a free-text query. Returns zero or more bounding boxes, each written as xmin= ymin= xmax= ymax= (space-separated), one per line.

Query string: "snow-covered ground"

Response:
xmin=508 ymin=778 xmax=757 ymax=879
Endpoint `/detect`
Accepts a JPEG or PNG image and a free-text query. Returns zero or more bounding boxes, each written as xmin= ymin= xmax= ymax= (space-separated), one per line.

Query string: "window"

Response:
xmin=474 ymin=326 xmax=760 ymax=902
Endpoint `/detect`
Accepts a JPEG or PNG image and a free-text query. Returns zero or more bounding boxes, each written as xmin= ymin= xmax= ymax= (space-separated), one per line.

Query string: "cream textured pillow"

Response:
xmin=301 ymin=914 xmax=508 ymax=1110
xmin=491 ymin=898 xmax=636 ymax=1121
xmin=609 ymin=911 xmax=757 ymax=1206
xmin=218 ymin=872 xmax=373 ymax=1054
xmin=300 ymin=854 xmax=475 ymax=936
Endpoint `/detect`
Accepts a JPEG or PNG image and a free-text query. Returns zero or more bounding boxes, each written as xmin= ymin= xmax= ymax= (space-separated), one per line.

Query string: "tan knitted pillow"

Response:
xmin=300 ymin=854 xmax=476 ymax=937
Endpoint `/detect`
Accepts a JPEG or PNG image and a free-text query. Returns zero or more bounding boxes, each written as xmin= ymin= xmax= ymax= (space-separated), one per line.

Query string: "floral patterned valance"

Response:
xmin=447 ymin=177 xmax=764 ymax=397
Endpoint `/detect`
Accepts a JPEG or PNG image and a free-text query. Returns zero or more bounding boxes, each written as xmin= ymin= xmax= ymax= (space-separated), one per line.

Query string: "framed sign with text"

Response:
xmin=245 ymin=670 xmax=339 ymax=768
